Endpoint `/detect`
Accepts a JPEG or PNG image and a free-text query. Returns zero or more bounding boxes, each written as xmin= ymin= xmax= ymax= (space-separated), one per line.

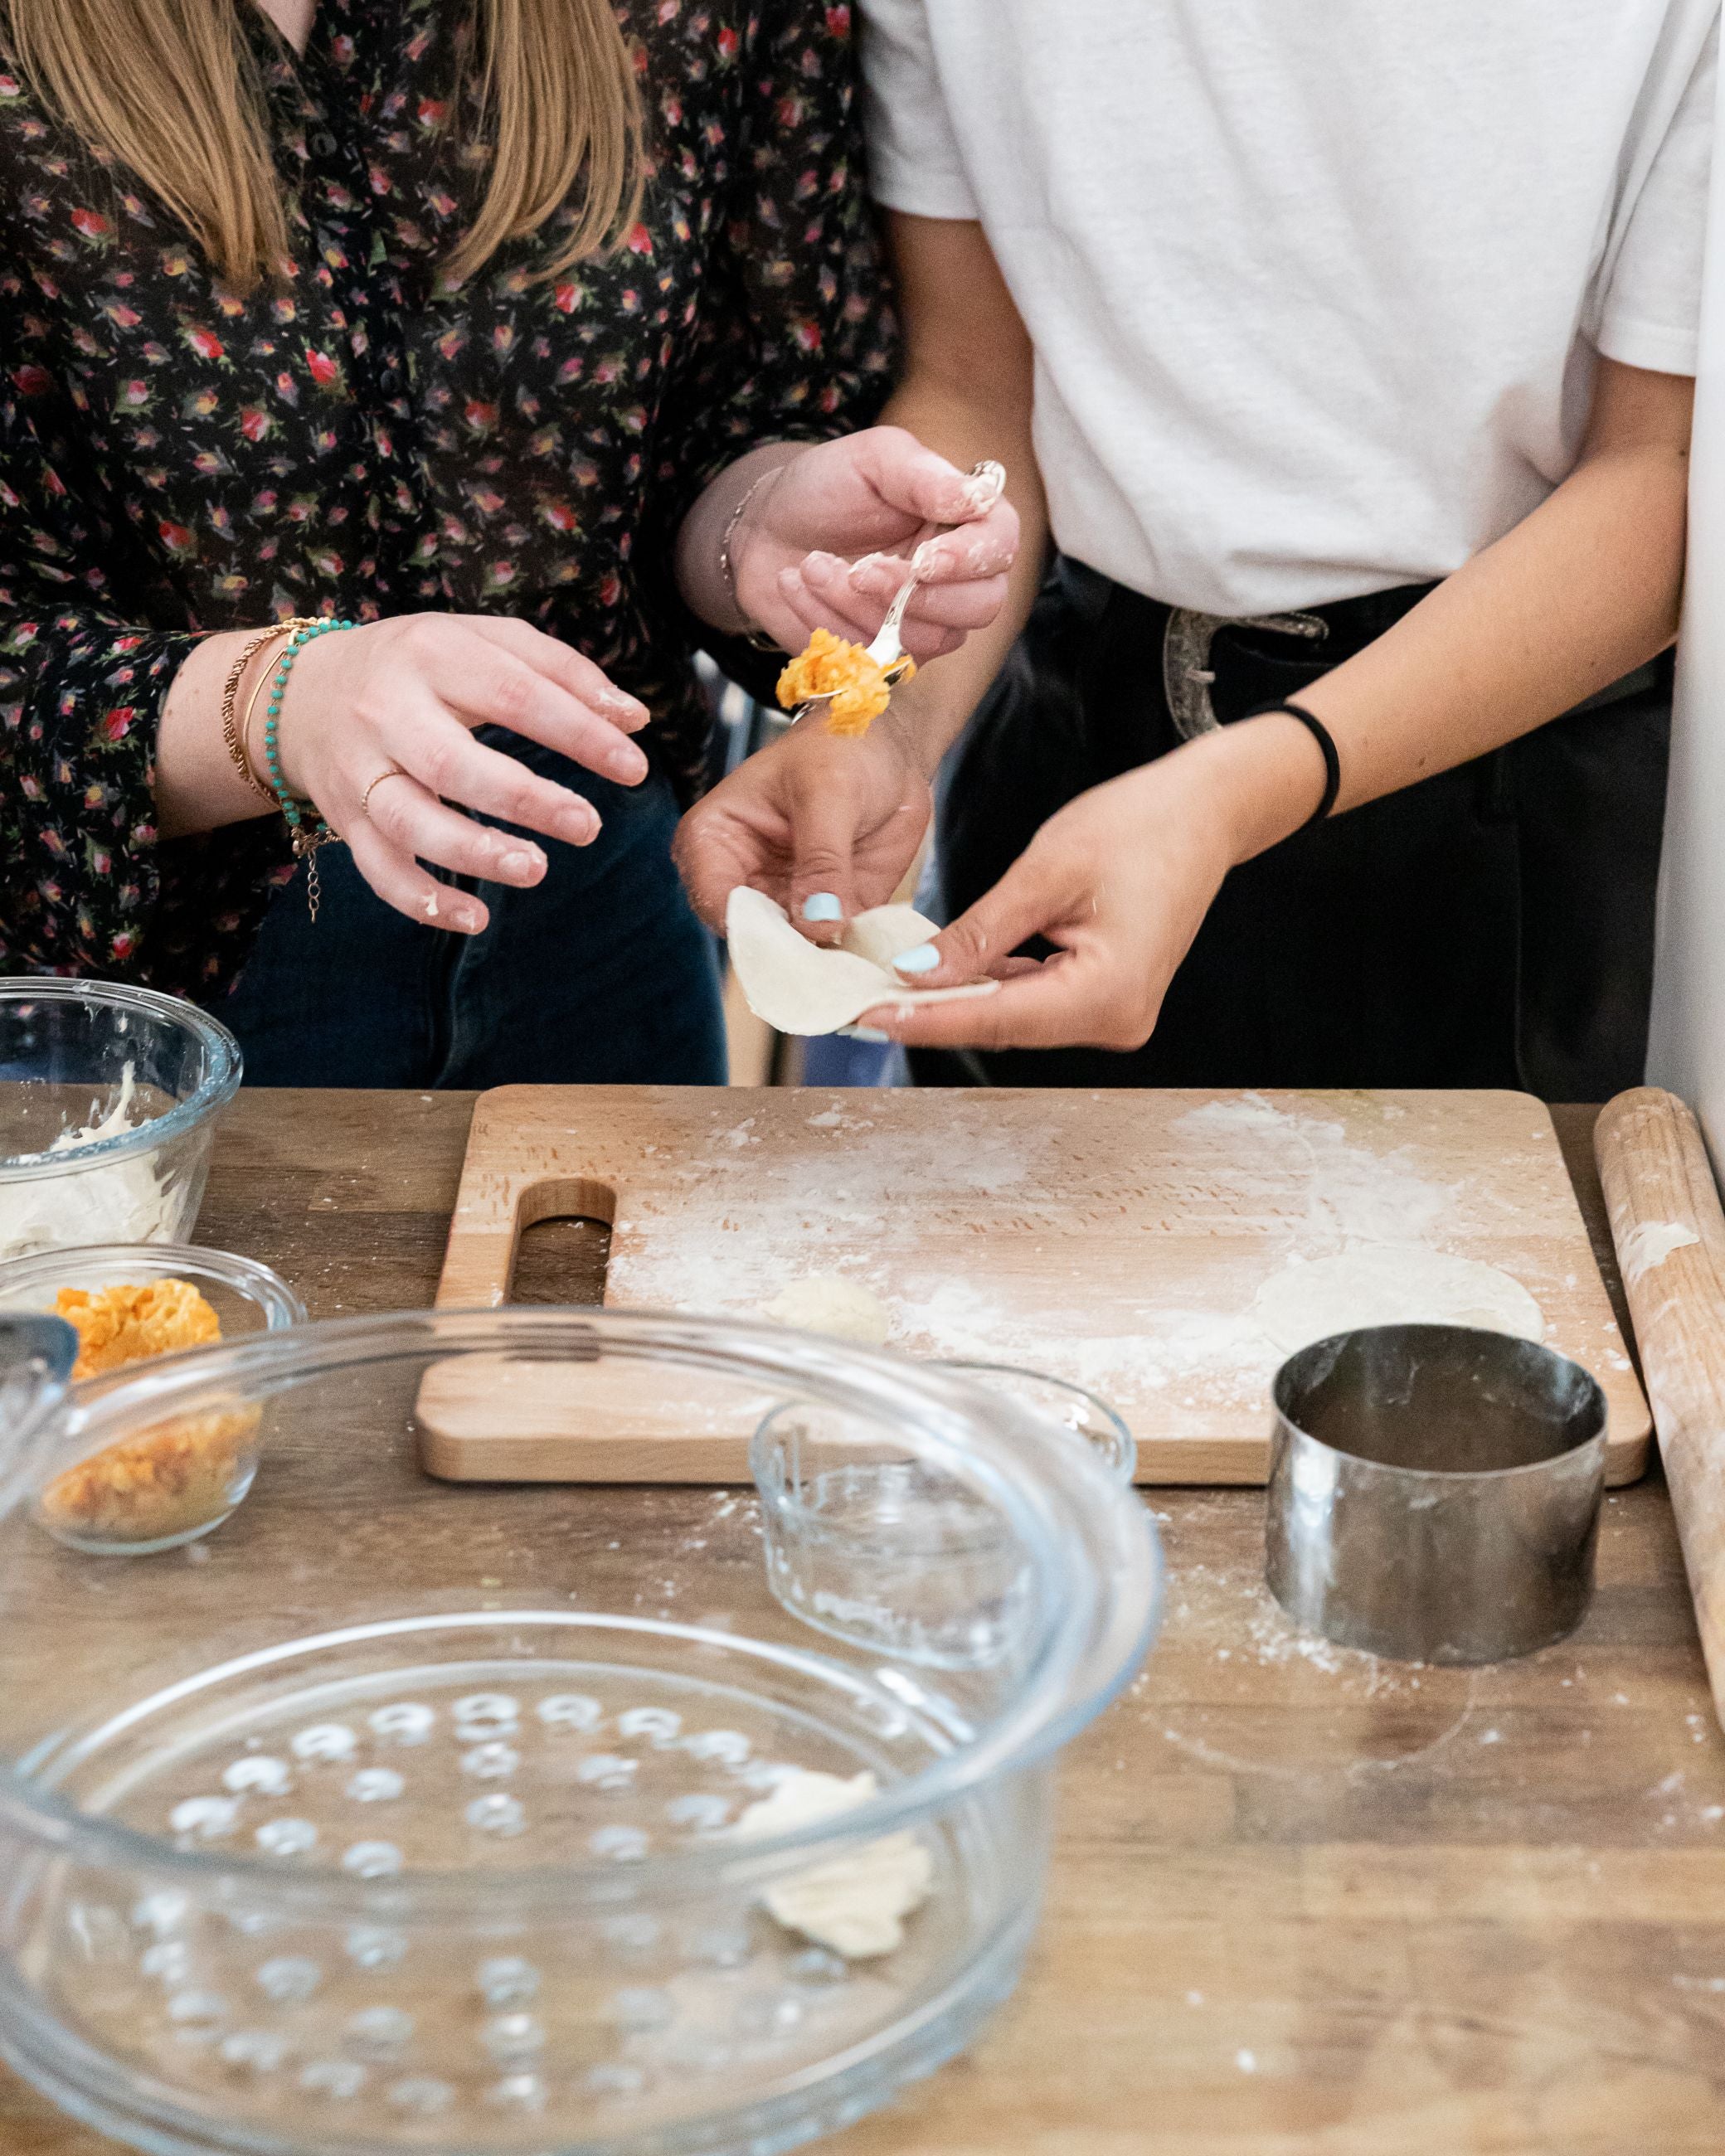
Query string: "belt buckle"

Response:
xmin=1163 ymin=608 xmax=1330 ymax=741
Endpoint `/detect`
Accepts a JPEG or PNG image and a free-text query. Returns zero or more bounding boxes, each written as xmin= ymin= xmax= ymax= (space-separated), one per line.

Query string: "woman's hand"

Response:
xmin=856 ymin=748 xmax=1251 ymax=1051
xmin=275 ymin=613 xmax=651 ymax=935
xmin=724 ymin=428 xmax=1019 ymax=659
xmin=674 ymin=709 xmax=933 ymax=941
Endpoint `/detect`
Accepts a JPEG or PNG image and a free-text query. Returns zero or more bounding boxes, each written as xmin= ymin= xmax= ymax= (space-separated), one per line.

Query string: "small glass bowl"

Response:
xmin=751 ymin=1363 xmax=1136 ymax=1672
xmin=0 ymin=980 xmax=241 ymax=1263
xmin=935 ymin=1362 xmax=1137 ymax=1483
xmin=0 ymin=1243 xmax=304 ymax=1556
xmin=752 ymin=1398 xmax=1034 ymax=1670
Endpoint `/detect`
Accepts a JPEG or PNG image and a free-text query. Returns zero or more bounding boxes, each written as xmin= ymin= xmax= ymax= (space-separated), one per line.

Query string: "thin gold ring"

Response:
xmin=359 ymin=766 xmax=411 ymax=819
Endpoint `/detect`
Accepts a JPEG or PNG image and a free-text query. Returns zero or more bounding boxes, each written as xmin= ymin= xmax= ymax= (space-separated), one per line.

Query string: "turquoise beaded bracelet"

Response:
xmin=261 ymin=616 xmax=354 ymax=922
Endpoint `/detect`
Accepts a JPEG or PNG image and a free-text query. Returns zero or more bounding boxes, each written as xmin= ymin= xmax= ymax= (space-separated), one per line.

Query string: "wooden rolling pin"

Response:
xmin=1596 ymin=1086 xmax=1725 ymax=1729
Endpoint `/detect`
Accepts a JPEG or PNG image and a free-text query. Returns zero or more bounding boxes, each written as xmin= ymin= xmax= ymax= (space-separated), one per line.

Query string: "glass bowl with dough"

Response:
xmin=0 ymin=982 xmax=242 ymax=1264
xmin=0 ymin=1242 xmax=305 ymax=1555
xmin=0 ymin=1306 xmax=1161 ymax=2156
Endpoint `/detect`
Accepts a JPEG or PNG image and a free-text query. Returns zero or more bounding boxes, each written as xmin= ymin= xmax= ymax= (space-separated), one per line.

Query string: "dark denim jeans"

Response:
xmin=218 ymin=752 xmax=725 ymax=1088
xmin=916 ymin=556 xmax=1671 ymax=1099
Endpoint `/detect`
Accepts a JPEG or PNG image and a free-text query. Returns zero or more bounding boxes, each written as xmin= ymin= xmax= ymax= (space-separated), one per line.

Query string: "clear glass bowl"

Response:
xmin=0 ymin=982 xmax=242 ymax=1263
xmin=751 ymin=1408 xmax=1015 ymax=1671
xmin=0 ymin=1308 xmax=1163 ymax=2156
xmin=752 ymin=1370 xmax=1135 ymax=1668
xmin=0 ymin=1244 xmax=306 ymax=1556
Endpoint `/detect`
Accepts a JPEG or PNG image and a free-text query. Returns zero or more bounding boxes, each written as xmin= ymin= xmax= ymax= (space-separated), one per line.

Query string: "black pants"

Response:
xmin=912 ymin=557 xmax=1672 ymax=1100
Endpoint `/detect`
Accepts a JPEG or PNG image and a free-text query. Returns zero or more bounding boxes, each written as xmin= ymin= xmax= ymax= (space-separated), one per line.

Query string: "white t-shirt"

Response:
xmin=860 ymin=1 xmax=1719 ymax=617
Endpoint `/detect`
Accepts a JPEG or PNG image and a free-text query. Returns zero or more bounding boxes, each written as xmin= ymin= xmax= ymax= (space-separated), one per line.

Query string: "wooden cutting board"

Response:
xmin=424 ymin=1084 xmax=1650 ymax=1485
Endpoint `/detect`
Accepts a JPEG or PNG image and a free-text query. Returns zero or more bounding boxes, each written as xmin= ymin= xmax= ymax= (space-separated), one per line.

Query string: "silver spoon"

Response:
xmin=790 ymin=459 xmax=1006 ymax=721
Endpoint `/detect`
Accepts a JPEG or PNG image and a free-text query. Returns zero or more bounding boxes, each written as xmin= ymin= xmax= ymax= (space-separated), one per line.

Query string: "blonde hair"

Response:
xmin=5 ymin=0 xmax=644 ymax=290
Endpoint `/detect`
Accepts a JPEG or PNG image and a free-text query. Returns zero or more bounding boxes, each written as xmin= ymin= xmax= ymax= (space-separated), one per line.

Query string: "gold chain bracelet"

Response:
xmin=221 ymin=619 xmax=320 ymax=805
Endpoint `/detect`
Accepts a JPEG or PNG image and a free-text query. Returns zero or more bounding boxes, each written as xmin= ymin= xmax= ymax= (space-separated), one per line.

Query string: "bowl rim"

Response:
xmin=931 ymin=1357 xmax=1136 ymax=1483
xmin=0 ymin=1241 xmax=307 ymax=1333
xmin=0 ymin=980 xmax=241 ymax=1180
xmin=0 ymin=1305 xmax=1164 ymax=1914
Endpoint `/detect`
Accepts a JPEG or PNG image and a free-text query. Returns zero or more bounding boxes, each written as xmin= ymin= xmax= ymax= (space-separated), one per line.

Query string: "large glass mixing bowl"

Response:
xmin=0 ymin=1307 xmax=1161 ymax=2156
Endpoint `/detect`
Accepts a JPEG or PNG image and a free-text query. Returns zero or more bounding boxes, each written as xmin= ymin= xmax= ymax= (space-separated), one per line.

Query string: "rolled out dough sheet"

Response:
xmin=1253 ymin=1246 xmax=1547 ymax=1354
xmin=725 ymin=886 xmax=999 ymax=1037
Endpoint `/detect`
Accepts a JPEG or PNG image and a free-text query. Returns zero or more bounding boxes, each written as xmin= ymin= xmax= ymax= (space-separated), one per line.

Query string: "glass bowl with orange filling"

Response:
xmin=0 ymin=1243 xmax=304 ymax=1554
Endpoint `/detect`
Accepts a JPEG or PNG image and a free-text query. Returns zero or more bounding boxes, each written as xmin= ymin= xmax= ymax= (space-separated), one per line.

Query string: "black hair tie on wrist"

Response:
xmin=1247 ymin=699 xmax=1341 ymax=832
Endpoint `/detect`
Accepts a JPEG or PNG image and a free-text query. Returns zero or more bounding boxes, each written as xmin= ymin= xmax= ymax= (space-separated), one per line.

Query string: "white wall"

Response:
xmin=1648 ymin=52 xmax=1725 ymax=1144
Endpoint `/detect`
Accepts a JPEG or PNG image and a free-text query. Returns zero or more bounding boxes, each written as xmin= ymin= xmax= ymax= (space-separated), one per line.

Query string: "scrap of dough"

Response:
xmin=42 ymin=1065 xmax=142 ymax=1156
xmin=760 ymin=1275 xmax=892 ymax=1346
xmin=1619 ymin=1220 xmax=1701 ymax=1284
xmin=725 ymin=886 xmax=999 ymax=1037
xmin=1254 ymin=1246 xmax=1546 ymax=1355
xmin=732 ymin=1769 xmax=934 ymax=1959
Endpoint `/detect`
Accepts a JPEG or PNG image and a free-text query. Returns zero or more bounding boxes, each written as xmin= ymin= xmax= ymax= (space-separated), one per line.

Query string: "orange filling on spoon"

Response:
xmin=777 ymin=628 xmax=914 ymax=738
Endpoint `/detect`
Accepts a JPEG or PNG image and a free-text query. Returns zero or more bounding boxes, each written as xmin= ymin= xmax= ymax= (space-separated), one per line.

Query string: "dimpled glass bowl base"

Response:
xmin=0 ymin=1310 xmax=1160 ymax=2156
xmin=7 ymin=1615 xmax=1037 ymax=2156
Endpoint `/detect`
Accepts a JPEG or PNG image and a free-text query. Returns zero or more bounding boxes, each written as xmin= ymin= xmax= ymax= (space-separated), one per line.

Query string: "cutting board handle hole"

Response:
xmin=508 ymin=1176 xmax=617 ymax=1306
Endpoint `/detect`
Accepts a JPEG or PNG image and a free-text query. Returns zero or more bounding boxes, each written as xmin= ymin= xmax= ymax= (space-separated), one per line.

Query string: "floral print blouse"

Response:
xmin=0 ymin=0 xmax=893 ymax=997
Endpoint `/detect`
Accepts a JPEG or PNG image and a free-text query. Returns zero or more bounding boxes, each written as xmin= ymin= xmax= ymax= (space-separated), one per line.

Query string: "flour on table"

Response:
xmin=1176 ymin=1094 xmax=1290 ymax=1138
xmin=1619 ymin=1220 xmax=1701 ymax=1284
xmin=760 ymin=1275 xmax=892 ymax=1346
xmin=731 ymin=1768 xmax=934 ymax=1959
xmin=1253 ymin=1246 xmax=1545 ymax=1353
xmin=611 ymin=1090 xmax=1558 ymax=1427
xmin=1175 ymin=1092 xmax=1455 ymax=1247
xmin=725 ymin=886 xmax=998 ymax=1037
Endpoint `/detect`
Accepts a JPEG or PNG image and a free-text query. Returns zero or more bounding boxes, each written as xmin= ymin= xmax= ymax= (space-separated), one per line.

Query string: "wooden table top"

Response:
xmin=5 ymin=1091 xmax=1723 ymax=2156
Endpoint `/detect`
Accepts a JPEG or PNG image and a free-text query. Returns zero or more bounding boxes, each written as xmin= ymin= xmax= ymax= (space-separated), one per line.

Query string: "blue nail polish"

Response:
xmin=892 ymin=944 xmax=940 ymax=975
xmin=802 ymin=892 xmax=843 ymax=924
xmin=842 ymin=1026 xmax=891 ymax=1044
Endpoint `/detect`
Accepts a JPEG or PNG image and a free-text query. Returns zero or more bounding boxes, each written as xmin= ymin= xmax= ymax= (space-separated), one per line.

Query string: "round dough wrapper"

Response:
xmin=725 ymin=886 xmax=998 ymax=1037
xmin=1253 ymin=1246 xmax=1545 ymax=1355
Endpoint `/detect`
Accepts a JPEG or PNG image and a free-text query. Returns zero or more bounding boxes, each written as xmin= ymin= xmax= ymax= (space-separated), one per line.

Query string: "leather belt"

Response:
xmin=1163 ymin=599 xmax=1661 ymax=742
xmin=1163 ymin=608 xmax=1329 ymax=741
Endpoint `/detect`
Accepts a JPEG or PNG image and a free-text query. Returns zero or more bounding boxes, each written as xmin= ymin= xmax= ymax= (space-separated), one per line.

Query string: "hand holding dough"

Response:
xmin=725 ymin=887 xmax=999 ymax=1037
